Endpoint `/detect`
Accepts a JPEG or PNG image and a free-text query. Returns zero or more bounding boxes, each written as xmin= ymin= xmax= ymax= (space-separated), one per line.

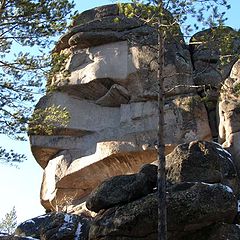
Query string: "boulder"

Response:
xmin=166 ymin=141 xmax=239 ymax=195
xmin=54 ymin=4 xmax=180 ymax=53
xmin=31 ymin=93 xmax=211 ymax=168
xmin=86 ymin=164 xmax=157 ymax=212
xmin=15 ymin=214 xmax=51 ymax=239
xmin=15 ymin=213 xmax=90 ymax=240
xmin=40 ymin=149 xmax=158 ymax=212
xmin=54 ymin=11 xmax=145 ymax=52
xmin=50 ymin=3 xmax=194 ymax=103
xmin=89 ymin=182 xmax=237 ymax=240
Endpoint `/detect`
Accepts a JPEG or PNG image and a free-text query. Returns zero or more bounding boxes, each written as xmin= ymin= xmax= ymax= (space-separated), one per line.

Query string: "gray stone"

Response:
xmin=54 ymin=10 xmax=148 ymax=52
xmin=31 ymin=93 xmax=211 ymax=211
xmin=86 ymin=164 xmax=157 ymax=212
xmin=15 ymin=214 xmax=50 ymax=239
xmin=0 ymin=235 xmax=38 ymax=240
xmin=15 ymin=213 xmax=90 ymax=240
xmin=72 ymin=4 xmax=119 ymax=26
xmin=166 ymin=141 xmax=239 ymax=195
xmin=89 ymin=182 xmax=237 ymax=240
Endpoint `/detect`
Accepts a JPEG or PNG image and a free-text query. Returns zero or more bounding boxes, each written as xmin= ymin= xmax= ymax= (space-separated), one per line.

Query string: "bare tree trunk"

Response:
xmin=157 ymin=0 xmax=167 ymax=240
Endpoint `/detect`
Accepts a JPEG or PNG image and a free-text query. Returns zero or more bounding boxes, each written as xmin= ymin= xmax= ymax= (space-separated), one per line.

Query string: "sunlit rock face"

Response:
xmin=218 ymin=59 xmax=240 ymax=177
xmin=29 ymin=4 xmax=215 ymax=212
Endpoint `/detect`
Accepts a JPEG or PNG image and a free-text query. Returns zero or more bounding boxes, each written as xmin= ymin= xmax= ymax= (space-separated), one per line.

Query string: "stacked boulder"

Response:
xmin=87 ymin=141 xmax=239 ymax=240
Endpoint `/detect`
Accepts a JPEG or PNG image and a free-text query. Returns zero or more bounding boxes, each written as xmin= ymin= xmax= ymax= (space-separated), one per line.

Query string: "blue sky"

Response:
xmin=0 ymin=0 xmax=239 ymax=224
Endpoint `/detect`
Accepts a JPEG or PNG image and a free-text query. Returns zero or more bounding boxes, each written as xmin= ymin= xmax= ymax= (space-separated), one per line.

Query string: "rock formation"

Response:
xmin=87 ymin=141 xmax=239 ymax=240
xmin=15 ymin=3 xmax=240 ymax=240
xmin=29 ymin=3 xmax=215 ymax=213
xmin=89 ymin=182 xmax=237 ymax=240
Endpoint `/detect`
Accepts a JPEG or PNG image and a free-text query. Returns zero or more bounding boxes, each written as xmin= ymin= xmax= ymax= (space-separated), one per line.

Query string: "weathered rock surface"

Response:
xmin=15 ymin=214 xmax=51 ymax=239
xmin=86 ymin=164 xmax=157 ymax=212
xmin=15 ymin=213 xmax=90 ymax=240
xmin=166 ymin=141 xmax=239 ymax=195
xmin=32 ymin=92 xmax=211 ymax=210
xmin=28 ymin=3 xmax=240 ymax=225
xmin=32 ymin=92 xmax=211 ymax=168
xmin=33 ymin=2 xmax=207 ymax=212
xmin=89 ymin=182 xmax=237 ymax=240
xmin=53 ymin=40 xmax=194 ymax=102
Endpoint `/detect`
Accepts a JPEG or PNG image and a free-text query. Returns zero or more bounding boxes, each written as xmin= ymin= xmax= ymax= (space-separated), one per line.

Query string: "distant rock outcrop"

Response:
xmin=22 ymin=3 xmax=240 ymax=240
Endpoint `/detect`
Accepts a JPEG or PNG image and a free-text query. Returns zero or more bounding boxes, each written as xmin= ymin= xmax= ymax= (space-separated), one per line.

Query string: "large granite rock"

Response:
xmin=189 ymin=27 xmax=240 ymax=142
xmin=86 ymin=164 xmax=157 ymax=212
xmin=89 ymin=182 xmax=237 ymax=240
xmin=15 ymin=214 xmax=51 ymax=239
xmin=51 ymin=3 xmax=193 ymax=102
xmin=32 ymin=92 xmax=211 ymax=168
xmin=53 ymin=40 xmax=194 ymax=102
xmin=29 ymin=3 xmax=240 ymax=216
xmin=166 ymin=141 xmax=239 ymax=196
xmin=32 ymin=91 xmax=211 ymax=211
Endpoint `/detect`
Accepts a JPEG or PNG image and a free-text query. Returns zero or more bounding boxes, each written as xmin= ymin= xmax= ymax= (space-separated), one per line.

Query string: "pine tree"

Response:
xmin=0 ymin=0 xmax=75 ymax=164
xmin=0 ymin=207 xmax=17 ymax=234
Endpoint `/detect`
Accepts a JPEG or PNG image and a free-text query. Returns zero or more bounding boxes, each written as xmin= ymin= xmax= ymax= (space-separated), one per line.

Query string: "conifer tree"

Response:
xmin=0 ymin=207 xmax=17 ymax=234
xmin=0 ymin=0 xmax=75 ymax=164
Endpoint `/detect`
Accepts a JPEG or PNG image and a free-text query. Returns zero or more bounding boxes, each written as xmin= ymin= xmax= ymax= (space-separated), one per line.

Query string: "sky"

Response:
xmin=0 ymin=0 xmax=239 ymax=225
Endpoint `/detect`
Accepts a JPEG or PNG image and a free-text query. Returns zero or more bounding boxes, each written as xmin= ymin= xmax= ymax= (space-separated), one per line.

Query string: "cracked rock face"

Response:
xmin=30 ymin=4 xmax=240 ymax=213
